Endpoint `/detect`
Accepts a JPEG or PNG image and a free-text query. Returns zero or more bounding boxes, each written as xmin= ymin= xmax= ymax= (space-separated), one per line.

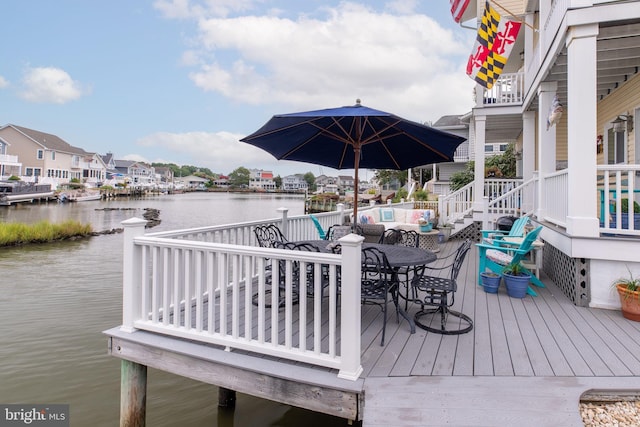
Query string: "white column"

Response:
xmin=536 ymin=82 xmax=558 ymax=221
xmin=473 ymin=115 xmax=487 ymax=212
xmin=121 ymin=217 xmax=148 ymax=332
xmin=337 ymin=233 xmax=364 ymax=380
xmin=522 ymin=111 xmax=536 ymax=181
xmin=566 ymin=23 xmax=600 ymax=237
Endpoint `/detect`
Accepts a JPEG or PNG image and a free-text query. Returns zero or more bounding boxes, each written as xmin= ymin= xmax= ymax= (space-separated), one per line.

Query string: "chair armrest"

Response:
xmin=481 ymin=229 xmax=508 ymax=238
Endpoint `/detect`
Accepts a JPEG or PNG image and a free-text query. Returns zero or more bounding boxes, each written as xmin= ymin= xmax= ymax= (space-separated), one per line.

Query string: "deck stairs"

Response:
xmin=435 ymin=177 xmax=533 ymax=237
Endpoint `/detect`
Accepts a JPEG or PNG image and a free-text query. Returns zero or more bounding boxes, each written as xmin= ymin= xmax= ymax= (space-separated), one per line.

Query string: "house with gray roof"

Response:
xmin=0 ymin=124 xmax=107 ymax=188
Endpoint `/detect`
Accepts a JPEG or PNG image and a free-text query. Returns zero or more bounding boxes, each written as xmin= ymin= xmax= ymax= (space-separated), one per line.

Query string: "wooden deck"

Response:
xmin=106 ymin=239 xmax=640 ymax=426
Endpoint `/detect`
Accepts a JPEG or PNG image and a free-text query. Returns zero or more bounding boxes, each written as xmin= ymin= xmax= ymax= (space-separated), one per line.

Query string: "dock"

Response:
xmin=105 ymin=234 xmax=640 ymax=426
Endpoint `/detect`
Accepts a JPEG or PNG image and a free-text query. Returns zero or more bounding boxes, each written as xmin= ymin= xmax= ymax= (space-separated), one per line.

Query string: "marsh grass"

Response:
xmin=0 ymin=220 xmax=93 ymax=246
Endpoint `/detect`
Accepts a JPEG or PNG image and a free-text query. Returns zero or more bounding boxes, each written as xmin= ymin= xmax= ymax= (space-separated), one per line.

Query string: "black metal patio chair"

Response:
xmin=410 ymin=239 xmax=473 ymax=335
xmin=361 ymin=246 xmax=398 ymax=346
xmin=253 ymin=224 xmax=288 ymax=248
xmin=379 ymin=229 xmax=420 ymax=310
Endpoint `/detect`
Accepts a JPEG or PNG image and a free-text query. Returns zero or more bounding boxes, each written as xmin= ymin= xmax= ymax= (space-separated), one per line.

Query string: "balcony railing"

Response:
xmin=598 ymin=165 xmax=640 ymax=235
xmin=481 ymin=72 xmax=524 ymax=106
xmin=0 ymin=154 xmax=20 ymax=164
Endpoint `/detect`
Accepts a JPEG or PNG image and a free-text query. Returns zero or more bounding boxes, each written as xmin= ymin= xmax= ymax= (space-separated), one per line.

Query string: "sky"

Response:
xmin=0 ymin=0 xmax=477 ymax=178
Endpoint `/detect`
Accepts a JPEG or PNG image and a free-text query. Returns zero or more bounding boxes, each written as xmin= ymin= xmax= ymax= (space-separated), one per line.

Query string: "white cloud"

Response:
xmin=385 ymin=0 xmax=418 ymax=14
xmin=20 ymin=67 xmax=87 ymax=104
xmin=154 ymin=0 xmax=256 ymax=19
xmin=178 ymin=2 xmax=474 ymax=123
xmin=0 ymin=76 xmax=8 ymax=88
xmin=135 ymin=130 xmax=285 ymax=173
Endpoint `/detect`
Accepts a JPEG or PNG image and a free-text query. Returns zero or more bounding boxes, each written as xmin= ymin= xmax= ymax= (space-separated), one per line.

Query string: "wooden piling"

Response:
xmin=218 ymin=387 xmax=236 ymax=409
xmin=120 ymin=360 xmax=147 ymax=427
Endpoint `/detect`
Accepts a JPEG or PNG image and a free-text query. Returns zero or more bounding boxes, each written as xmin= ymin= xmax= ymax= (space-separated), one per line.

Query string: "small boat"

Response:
xmin=57 ymin=190 xmax=102 ymax=203
xmin=0 ymin=181 xmax=54 ymax=205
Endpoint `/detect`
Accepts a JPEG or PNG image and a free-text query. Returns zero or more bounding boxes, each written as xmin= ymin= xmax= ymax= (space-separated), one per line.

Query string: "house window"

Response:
xmin=485 ymin=145 xmax=494 ymax=153
xmin=37 ymin=149 xmax=44 ymax=160
xmin=606 ymin=124 xmax=626 ymax=164
xmin=51 ymin=151 xmax=56 ymax=160
xmin=25 ymin=168 xmax=33 ymax=176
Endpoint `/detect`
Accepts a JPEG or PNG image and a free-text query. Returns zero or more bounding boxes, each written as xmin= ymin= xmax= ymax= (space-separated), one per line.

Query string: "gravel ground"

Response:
xmin=580 ymin=400 xmax=640 ymax=426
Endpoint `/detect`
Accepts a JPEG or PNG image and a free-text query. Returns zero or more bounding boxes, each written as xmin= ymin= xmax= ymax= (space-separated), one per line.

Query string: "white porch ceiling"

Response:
xmin=483 ymin=20 xmax=640 ymax=144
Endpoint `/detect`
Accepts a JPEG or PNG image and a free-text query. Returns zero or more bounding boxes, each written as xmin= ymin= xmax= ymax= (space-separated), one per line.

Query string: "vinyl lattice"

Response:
xmin=449 ymin=221 xmax=482 ymax=242
xmin=541 ymin=243 xmax=590 ymax=307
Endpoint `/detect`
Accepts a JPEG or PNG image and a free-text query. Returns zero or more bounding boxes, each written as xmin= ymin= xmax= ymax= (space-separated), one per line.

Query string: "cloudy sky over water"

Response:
xmin=0 ymin=0 xmax=476 ymax=178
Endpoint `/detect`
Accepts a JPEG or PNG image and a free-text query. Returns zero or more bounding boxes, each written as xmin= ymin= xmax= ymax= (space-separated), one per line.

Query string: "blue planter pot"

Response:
xmin=481 ymin=272 xmax=501 ymax=294
xmin=503 ymin=272 xmax=530 ymax=298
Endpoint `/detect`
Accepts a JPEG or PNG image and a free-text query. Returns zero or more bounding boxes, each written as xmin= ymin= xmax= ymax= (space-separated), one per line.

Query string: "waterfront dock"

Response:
xmin=105 ymin=214 xmax=640 ymax=426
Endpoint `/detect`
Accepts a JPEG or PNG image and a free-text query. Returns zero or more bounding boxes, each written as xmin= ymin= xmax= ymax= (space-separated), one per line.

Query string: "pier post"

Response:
xmin=120 ymin=360 xmax=147 ymax=427
xmin=218 ymin=387 xmax=236 ymax=409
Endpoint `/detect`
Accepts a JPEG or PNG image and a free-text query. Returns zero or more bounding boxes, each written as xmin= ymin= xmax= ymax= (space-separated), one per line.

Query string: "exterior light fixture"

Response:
xmin=612 ymin=114 xmax=633 ymax=133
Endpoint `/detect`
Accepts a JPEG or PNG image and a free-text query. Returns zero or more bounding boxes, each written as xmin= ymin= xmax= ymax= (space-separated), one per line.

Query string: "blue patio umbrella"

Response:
xmin=241 ymin=100 xmax=466 ymax=220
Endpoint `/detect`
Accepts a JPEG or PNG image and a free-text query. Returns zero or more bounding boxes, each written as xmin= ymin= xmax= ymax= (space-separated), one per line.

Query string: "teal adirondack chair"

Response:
xmin=476 ymin=225 xmax=544 ymax=296
xmin=310 ymin=214 xmax=326 ymax=239
xmin=481 ymin=215 xmax=530 ymax=243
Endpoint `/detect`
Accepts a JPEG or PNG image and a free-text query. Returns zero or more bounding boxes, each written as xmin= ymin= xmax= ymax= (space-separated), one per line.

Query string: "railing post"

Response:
xmin=337 ymin=233 xmax=364 ymax=381
xmin=437 ymin=195 xmax=444 ymax=226
xmin=121 ymin=217 xmax=148 ymax=333
xmin=278 ymin=207 xmax=289 ymax=238
xmin=337 ymin=203 xmax=345 ymax=224
xmin=483 ymin=196 xmax=490 ymax=230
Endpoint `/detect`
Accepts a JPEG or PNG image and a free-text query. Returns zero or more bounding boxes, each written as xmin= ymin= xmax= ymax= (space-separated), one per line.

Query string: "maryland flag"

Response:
xmin=466 ymin=1 xmax=521 ymax=89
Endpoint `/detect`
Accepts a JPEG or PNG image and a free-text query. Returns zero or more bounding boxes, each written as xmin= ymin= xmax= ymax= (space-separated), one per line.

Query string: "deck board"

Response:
xmin=106 ymin=239 xmax=640 ymax=427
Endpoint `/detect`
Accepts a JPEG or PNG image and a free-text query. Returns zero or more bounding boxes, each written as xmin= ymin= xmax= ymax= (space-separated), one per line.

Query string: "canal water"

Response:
xmin=0 ymin=193 xmax=355 ymax=427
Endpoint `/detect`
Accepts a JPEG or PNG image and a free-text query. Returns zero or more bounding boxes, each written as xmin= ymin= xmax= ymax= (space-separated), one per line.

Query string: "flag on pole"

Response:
xmin=450 ymin=0 xmax=472 ymax=23
xmin=465 ymin=1 xmax=521 ymax=90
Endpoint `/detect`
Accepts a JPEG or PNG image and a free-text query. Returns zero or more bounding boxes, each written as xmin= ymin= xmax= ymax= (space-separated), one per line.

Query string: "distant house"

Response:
xmin=282 ymin=174 xmax=308 ymax=191
xmin=337 ymin=175 xmax=354 ymax=192
xmin=249 ymin=169 xmax=276 ymax=190
xmin=429 ymin=114 xmax=471 ymax=196
xmin=175 ymin=175 xmax=208 ymax=190
xmin=0 ymin=124 xmax=107 ymax=188
xmin=154 ymin=166 xmax=174 ymax=189
xmin=114 ymin=160 xmax=155 ymax=188
xmin=212 ymin=175 xmax=230 ymax=187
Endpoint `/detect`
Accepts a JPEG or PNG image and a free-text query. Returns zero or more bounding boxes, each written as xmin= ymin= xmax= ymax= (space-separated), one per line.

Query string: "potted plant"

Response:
xmin=502 ymin=262 xmax=531 ymax=298
xmin=417 ymin=218 xmax=432 ymax=232
xmin=613 ymin=267 xmax=640 ymax=321
xmin=438 ymin=223 xmax=453 ymax=242
xmin=480 ymin=271 xmax=501 ymax=293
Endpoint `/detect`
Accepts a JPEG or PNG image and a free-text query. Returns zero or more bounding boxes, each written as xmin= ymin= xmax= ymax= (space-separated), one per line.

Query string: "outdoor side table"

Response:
xmin=417 ymin=229 xmax=440 ymax=253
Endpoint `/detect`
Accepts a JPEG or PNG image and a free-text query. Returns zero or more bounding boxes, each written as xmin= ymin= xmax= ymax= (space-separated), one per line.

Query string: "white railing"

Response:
xmin=0 ymin=154 xmax=20 ymax=164
xmin=437 ymin=179 xmax=524 ymax=226
xmin=542 ymin=169 xmax=569 ymax=227
xmin=598 ymin=165 xmax=640 ymax=236
xmin=482 ymin=72 xmax=524 ymax=106
xmin=438 ymin=182 xmax=474 ymax=225
xmin=121 ymin=217 xmax=364 ymax=380
xmin=483 ymin=177 xmax=537 ymax=226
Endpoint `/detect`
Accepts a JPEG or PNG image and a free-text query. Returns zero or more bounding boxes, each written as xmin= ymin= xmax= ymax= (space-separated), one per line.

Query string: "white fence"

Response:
xmin=542 ymin=169 xmax=569 ymax=228
xmin=120 ymin=208 xmax=366 ymax=380
xmin=598 ymin=165 xmax=640 ymax=236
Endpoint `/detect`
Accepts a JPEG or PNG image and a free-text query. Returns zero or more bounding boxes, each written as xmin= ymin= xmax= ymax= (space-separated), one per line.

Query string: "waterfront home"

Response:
xmin=0 ymin=124 xmax=108 ymax=187
xmin=440 ymin=0 xmax=640 ymax=311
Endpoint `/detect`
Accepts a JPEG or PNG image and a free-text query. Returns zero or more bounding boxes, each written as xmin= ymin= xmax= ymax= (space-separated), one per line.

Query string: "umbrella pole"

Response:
xmin=353 ymin=147 xmax=360 ymax=225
